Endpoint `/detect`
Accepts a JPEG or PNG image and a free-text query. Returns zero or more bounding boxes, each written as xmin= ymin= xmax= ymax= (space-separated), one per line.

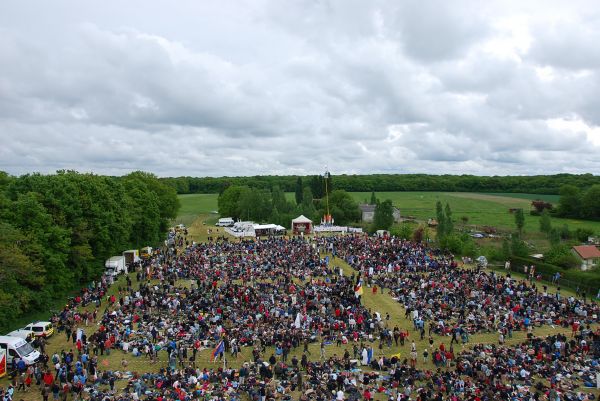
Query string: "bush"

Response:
xmin=574 ymin=228 xmax=594 ymax=243
xmin=390 ymin=223 xmax=414 ymax=240
xmin=545 ymin=244 xmax=580 ymax=269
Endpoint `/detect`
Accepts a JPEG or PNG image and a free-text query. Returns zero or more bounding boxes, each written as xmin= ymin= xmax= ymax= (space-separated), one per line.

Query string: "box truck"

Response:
xmin=105 ymin=256 xmax=126 ymax=276
xmin=123 ymin=249 xmax=140 ymax=266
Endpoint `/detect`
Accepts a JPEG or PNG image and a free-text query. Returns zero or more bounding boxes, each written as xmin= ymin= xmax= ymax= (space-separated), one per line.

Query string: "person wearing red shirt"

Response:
xmin=43 ymin=371 xmax=54 ymax=386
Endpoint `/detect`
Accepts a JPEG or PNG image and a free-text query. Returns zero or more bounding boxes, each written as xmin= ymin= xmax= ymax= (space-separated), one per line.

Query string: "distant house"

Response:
xmin=572 ymin=245 xmax=600 ymax=271
xmin=359 ymin=204 xmax=401 ymax=223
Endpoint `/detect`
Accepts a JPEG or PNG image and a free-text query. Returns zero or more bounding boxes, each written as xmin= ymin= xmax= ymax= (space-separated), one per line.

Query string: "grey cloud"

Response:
xmin=528 ymin=17 xmax=600 ymax=70
xmin=0 ymin=0 xmax=599 ymax=177
xmin=391 ymin=0 xmax=491 ymax=62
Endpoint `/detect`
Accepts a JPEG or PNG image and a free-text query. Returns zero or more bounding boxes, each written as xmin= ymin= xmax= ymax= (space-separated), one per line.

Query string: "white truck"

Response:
xmin=123 ymin=249 xmax=140 ymax=266
xmin=105 ymin=255 xmax=127 ymax=277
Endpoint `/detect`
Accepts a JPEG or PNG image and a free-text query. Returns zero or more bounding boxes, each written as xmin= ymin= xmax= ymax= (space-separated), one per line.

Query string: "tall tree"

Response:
xmin=237 ymin=187 xmax=272 ymax=221
xmin=435 ymin=201 xmax=446 ymax=240
xmin=444 ymin=203 xmax=453 ymax=235
xmin=539 ymin=209 xmax=552 ymax=233
xmin=218 ymin=186 xmax=246 ymax=219
xmin=294 ymin=177 xmax=303 ymax=205
xmin=581 ymin=184 xmax=600 ymax=220
xmin=370 ymin=191 xmax=377 ymax=205
xmin=558 ymin=184 xmax=582 ymax=218
xmin=271 ymin=185 xmax=289 ymax=213
xmin=309 ymin=175 xmax=324 ymax=199
xmin=372 ymin=199 xmax=394 ymax=231
xmin=514 ymin=208 xmax=525 ymax=237
xmin=299 ymin=187 xmax=317 ymax=219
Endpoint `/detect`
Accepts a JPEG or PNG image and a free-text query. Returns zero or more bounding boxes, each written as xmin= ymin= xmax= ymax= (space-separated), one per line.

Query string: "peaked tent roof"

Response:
xmin=292 ymin=215 xmax=313 ymax=224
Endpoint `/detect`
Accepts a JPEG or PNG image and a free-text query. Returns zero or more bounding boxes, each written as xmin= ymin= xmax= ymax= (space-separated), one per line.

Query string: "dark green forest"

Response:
xmin=0 ymin=171 xmax=179 ymax=332
xmin=162 ymin=173 xmax=600 ymax=195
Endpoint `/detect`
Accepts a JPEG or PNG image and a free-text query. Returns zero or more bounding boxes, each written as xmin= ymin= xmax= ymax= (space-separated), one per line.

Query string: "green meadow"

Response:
xmin=175 ymin=191 xmax=600 ymax=236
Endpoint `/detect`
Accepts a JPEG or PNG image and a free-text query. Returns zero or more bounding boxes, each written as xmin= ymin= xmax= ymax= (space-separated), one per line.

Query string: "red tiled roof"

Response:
xmin=573 ymin=245 xmax=600 ymax=259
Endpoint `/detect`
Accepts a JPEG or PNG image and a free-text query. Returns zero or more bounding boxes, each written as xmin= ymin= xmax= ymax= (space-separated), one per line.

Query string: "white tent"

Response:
xmin=254 ymin=223 xmax=286 ymax=236
xmin=292 ymin=215 xmax=312 ymax=224
xmin=292 ymin=215 xmax=313 ymax=234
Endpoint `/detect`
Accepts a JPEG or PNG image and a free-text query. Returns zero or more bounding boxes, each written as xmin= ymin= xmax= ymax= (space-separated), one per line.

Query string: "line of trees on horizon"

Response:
xmin=0 ymin=170 xmax=179 ymax=332
xmin=161 ymin=173 xmax=600 ymax=196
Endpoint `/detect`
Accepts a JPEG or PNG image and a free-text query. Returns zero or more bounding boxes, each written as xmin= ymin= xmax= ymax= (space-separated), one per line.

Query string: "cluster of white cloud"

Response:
xmin=0 ymin=0 xmax=599 ymax=176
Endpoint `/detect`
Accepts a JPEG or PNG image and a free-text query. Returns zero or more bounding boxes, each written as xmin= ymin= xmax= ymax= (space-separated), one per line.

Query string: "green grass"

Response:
xmin=174 ymin=194 xmax=219 ymax=227
xmin=175 ymin=191 xmax=600 ymax=237
xmin=485 ymin=193 xmax=560 ymax=203
xmin=353 ymin=191 xmax=600 ymax=235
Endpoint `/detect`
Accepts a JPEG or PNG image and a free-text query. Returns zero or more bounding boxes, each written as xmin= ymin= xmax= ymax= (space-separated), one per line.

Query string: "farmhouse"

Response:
xmin=572 ymin=245 xmax=600 ymax=271
xmin=359 ymin=204 xmax=401 ymax=223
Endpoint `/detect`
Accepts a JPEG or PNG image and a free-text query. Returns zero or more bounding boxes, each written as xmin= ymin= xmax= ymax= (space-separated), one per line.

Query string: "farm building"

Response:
xmin=359 ymin=204 xmax=401 ymax=223
xmin=572 ymin=245 xmax=600 ymax=271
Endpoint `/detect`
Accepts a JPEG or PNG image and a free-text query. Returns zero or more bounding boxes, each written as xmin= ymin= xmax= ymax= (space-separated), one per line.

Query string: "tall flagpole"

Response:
xmin=324 ymin=168 xmax=331 ymax=224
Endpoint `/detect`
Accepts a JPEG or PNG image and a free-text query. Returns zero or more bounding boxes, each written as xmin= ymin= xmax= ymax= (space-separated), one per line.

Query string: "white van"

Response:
xmin=23 ymin=321 xmax=54 ymax=338
xmin=0 ymin=336 xmax=40 ymax=366
xmin=7 ymin=328 xmax=34 ymax=342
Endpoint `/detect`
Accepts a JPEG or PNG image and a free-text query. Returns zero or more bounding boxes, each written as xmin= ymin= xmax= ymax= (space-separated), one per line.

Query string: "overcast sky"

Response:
xmin=1 ymin=0 xmax=599 ymax=177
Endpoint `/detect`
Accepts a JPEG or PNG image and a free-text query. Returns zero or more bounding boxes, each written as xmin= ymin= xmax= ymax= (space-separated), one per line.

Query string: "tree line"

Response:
xmin=0 ymin=170 xmax=179 ymax=332
xmin=162 ymin=173 xmax=600 ymax=195
xmin=217 ymin=176 xmax=361 ymax=228
xmin=557 ymin=184 xmax=600 ymax=220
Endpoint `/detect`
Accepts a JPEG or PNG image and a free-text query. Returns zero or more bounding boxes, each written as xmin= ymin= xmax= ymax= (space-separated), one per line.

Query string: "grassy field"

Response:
xmin=175 ymin=191 xmax=600 ymax=238
xmin=485 ymin=193 xmax=560 ymax=203
xmin=172 ymin=194 xmax=219 ymax=228
xmin=351 ymin=191 xmax=600 ymax=235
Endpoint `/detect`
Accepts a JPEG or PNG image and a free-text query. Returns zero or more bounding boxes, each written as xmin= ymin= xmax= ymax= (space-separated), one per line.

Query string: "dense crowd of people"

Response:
xmin=332 ymin=236 xmax=600 ymax=337
xmin=1 ymin=232 xmax=599 ymax=401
